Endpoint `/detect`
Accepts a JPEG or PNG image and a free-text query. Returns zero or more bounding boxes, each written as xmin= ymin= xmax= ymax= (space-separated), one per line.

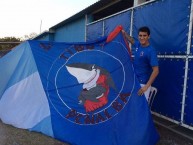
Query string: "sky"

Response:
xmin=0 ymin=0 xmax=99 ymax=38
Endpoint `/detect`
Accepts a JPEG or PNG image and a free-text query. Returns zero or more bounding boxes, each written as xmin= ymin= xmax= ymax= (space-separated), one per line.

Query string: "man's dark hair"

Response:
xmin=138 ymin=26 xmax=150 ymax=35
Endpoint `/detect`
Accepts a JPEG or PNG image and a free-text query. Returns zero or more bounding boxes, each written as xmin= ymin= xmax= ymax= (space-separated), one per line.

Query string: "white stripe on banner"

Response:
xmin=0 ymin=72 xmax=50 ymax=129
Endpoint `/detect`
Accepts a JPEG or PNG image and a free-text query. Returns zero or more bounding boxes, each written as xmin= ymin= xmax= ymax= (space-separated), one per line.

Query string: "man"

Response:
xmin=122 ymin=26 xmax=159 ymax=101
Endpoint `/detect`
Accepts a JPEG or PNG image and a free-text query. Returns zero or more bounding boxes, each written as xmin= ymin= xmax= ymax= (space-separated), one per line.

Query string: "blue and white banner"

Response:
xmin=0 ymin=27 xmax=159 ymax=145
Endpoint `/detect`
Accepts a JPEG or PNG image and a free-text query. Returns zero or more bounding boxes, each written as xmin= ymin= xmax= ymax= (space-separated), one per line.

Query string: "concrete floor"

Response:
xmin=153 ymin=115 xmax=193 ymax=145
xmin=0 ymin=117 xmax=193 ymax=145
xmin=156 ymin=124 xmax=193 ymax=145
xmin=0 ymin=120 xmax=68 ymax=145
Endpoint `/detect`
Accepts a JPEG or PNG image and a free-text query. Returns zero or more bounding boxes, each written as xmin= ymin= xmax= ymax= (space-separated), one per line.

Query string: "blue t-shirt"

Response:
xmin=132 ymin=41 xmax=158 ymax=84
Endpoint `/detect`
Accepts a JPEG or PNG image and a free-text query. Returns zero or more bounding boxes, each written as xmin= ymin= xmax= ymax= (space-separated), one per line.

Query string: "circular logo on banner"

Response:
xmin=46 ymin=43 xmax=134 ymax=125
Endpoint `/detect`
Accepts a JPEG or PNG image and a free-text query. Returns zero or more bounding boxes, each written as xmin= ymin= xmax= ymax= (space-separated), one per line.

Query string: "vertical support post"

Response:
xmin=180 ymin=0 xmax=193 ymax=124
xmin=102 ymin=20 xmax=105 ymax=37
xmin=128 ymin=7 xmax=134 ymax=51
xmin=130 ymin=8 xmax=134 ymax=37
xmin=85 ymin=14 xmax=88 ymax=42
xmin=40 ymin=20 xmax=42 ymax=34
xmin=134 ymin=0 xmax=148 ymax=6
xmin=134 ymin=0 xmax=139 ymax=6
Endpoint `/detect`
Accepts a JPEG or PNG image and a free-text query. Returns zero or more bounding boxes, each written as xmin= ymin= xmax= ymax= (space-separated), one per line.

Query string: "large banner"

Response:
xmin=0 ymin=27 xmax=159 ymax=145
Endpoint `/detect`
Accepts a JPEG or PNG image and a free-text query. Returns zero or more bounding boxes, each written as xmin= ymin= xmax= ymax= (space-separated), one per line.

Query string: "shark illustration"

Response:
xmin=66 ymin=63 xmax=116 ymax=112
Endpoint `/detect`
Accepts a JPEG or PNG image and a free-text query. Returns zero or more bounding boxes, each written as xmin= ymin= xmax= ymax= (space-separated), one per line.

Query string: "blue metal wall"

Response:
xmin=87 ymin=10 xmax=131 ymax=41
xmin=87 ymin=21 xmax=104 ymax=41
xmin=153 ymin=58 xmax=185 ymax=121
xmin=132 ymin=0 xmax=190 ymax=55
xmin=104 ymin=11 xmax=131 ymax=37
xmin=133 ymin=0 xmax=191 ymax=123
xmin=86 ymin=0 xmax=193 ymax=129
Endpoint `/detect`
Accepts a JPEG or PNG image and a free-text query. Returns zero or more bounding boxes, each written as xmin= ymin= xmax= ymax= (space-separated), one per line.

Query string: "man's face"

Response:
xmin=138 ymin=31 xmax=150 ymax=46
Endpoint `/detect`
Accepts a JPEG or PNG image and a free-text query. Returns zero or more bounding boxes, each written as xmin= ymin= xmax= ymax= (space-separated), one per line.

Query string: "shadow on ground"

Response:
xmin=0 ymin=120 xmax=67 ymax=145
xmin=156 ymin=124 xmax=193 ymax=145
xmin=0 ymin=118 xmax=193 ymax=145
xmin=153 ymin=114 xmax=193 ymax=145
